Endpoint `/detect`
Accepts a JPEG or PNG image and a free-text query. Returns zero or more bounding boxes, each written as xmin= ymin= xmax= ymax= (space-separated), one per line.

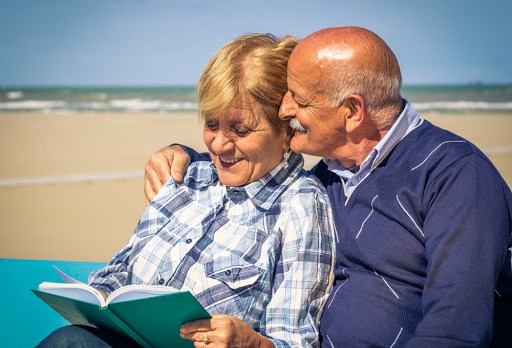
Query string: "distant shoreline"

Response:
xmin=2 ymin=84 xmax=512 ymax=114
xmin=2 ymin=82 xmax=512 ymax=88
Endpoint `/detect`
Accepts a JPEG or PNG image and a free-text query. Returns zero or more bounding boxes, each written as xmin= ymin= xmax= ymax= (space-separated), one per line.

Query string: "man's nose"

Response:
xmin=278 ymin=91 xmax=296 ymax=120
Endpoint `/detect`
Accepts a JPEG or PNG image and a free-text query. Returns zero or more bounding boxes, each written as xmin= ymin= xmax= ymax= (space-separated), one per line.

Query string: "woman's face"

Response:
xmin=203 ymin=101 xmax=288 ymax=187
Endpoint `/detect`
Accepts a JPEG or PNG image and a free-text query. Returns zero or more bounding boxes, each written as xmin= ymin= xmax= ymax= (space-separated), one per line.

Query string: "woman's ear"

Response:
xmin=341 ymin=94 xmax=366 ymax=134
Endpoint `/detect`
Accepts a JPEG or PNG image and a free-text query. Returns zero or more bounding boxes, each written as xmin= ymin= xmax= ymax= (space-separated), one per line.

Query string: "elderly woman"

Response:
xmin=38 ymin=33 xmax=334 ymax=348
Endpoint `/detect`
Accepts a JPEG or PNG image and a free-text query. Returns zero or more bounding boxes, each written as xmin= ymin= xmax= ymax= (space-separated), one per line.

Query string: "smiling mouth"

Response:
xmin=218 ymin=157 xmax=242 ymax=167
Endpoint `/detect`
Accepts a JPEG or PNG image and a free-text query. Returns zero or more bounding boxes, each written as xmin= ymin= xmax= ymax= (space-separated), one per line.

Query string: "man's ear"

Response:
xmin=341 ymin=94 xmax=365 ymax=133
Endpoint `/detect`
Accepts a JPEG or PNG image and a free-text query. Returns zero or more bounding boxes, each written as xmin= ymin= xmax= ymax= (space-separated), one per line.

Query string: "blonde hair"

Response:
xmin=198 ymin=33 xmax=299 ymax=132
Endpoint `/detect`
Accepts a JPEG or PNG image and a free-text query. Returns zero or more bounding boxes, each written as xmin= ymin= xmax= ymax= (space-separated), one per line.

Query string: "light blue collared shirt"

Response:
xmin=89 ymin=152 xmax=335 ymax=347
xmin=323 ymin=100 xmax=421 ymax=196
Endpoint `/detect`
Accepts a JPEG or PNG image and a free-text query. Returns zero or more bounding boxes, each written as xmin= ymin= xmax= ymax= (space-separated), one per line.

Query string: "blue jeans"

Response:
xmin=36 ymin=325 xmax=141 ymax=348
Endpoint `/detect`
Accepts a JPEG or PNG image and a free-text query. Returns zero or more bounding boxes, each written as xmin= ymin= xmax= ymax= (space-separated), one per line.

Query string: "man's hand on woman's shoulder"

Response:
xmin=144 ymin=144 xmax=191 ymax=203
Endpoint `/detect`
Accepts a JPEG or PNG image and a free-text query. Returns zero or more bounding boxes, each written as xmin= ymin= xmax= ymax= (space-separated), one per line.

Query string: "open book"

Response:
xmin=32 ymin=267 xmax=210 ymax=348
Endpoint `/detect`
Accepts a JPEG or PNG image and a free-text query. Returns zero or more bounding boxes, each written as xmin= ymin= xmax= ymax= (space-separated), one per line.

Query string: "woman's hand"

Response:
xmin=180 ymin=314 xmax=274 ymax=348
xmin=144 ymin=144 xmax=190 ymax=204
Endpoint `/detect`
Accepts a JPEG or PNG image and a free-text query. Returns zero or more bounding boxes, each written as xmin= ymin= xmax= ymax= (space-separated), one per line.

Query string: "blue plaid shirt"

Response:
xmin=89 ymin=152 xmax=335 ymax=347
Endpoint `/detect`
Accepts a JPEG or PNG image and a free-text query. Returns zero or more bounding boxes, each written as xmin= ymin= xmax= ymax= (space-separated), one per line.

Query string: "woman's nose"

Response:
xmin=278 ymin=91 xmax=296 ymax=120
xmin=211 ymin=132 xmax=234 ymax=154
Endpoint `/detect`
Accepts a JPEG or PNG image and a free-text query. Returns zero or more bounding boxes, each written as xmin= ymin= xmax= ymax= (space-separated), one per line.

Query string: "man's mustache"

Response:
xmin=289 ymin=118 xmax=306 ymax=132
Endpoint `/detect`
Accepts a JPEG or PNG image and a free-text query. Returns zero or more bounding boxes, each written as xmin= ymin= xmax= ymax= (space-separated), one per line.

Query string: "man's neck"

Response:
xmin=335 ymin=129 xmax=389 ymax=168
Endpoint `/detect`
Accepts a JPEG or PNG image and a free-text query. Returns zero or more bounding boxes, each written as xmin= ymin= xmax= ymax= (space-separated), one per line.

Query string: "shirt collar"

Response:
xmin=188 ymin=152 xmax=304 ymax=211
xmin=244 ymin=152 xmax=304 ymax=210
xmin=323 ymin=99 xmax=421 ymax=179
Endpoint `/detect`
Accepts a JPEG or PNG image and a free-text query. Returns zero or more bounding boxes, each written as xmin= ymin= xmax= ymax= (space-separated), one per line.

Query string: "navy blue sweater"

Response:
xmin=314 ymin=120 xmax=512 ymax=347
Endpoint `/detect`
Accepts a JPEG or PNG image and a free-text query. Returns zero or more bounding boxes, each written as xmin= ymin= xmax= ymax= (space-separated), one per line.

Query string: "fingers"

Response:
xmin=144 ymin=162 xmax=166 ymax=203
xmin=180 ymin=315 xmax=254 ymax=347
xmin=180 ymin=319 xmax=214 ymax=346
xmin=190 ymin=332 xmax=211 ymax=348
xmin=143 ymin=145 xmax=192 ymax=204
xmin=180 ymin=318 xmax=213 ymax=336
xmin=143 ymin=178 xmax=156 ymax=205
xmin=187 ymin=331 xmax=216 ymax=348
xmin=168 ymin=145 xmax=191 ymax=184
xmin=143 ymin=145 xmax=177 ymax=203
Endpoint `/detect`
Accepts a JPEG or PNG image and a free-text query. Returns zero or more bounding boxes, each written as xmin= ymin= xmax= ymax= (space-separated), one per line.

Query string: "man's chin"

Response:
xmin=290 ymin=136 xmax=307 ymax=154
xmin=290 ymin=136 xmax=326 ymax=157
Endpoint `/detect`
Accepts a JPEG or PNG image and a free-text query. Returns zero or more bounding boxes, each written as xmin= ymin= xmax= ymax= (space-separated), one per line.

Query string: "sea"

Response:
xmin=1 ymin=84 xmax=512 ymax=114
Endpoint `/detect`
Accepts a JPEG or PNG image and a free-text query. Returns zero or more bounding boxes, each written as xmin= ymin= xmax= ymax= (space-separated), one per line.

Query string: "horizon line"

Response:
xmin=2 ymin=82 xmax=512 ymax=89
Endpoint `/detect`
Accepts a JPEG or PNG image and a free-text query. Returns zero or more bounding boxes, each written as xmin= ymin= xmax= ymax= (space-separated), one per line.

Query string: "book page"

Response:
xmin=38 ymin=282 xmax=107 ymax=307
xmin=53 ymin=266 xmax=84 ymax=284
xmin=107 ymin=284 xmax=181 ymax=305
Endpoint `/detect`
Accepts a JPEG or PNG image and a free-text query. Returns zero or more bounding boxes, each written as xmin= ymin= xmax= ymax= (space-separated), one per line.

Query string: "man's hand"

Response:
xmin=144 ymin=145 xmax=191 ymax=204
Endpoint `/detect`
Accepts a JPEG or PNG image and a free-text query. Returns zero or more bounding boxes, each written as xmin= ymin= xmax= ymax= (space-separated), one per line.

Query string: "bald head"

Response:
xmin=296 ymin=27 xmax=399 ymax=72
xmin=289 ymin=27 xmax=403 ymax=128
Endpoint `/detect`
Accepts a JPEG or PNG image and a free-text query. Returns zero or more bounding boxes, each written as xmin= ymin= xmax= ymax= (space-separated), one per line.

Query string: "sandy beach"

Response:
xmin=1 ymin=112 xmax=511 ymax=262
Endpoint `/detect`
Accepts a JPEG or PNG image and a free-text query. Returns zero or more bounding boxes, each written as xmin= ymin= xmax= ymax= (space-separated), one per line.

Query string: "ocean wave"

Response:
xmin=0 ymin=99 xmax=198 ymax=112
xmin=109 ymin=99 xmax=197 ymax=111
xmin=6 ymin=91 xmax=23 ymax=99
xmin=0 ymin=100 xmax=67 ymax=110
xmin=412 ymin=101 xmax=512 ymax=111
xmin=1 ymin=98 xmax=510 ymax=113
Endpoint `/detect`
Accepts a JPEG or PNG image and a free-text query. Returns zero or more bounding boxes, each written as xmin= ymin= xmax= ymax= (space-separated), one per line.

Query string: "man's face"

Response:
xmin=278 ymin=53 xmax=347 ymax=159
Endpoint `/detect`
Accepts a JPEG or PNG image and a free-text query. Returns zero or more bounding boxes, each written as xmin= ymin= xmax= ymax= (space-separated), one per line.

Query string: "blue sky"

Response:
xmin=1 ymin=0 xmax=511 ymax=86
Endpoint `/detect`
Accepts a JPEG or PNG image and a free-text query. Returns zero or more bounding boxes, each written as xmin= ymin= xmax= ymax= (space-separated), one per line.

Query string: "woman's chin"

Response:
xmin=216 ymin=167 xmax=248 ymax=187
xmin=218 ymin=176 xmax=246 ymax=187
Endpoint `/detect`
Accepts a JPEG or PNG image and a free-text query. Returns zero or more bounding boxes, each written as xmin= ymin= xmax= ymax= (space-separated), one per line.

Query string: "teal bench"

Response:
xmin=0 ymin=258 xmax=105 ymax=347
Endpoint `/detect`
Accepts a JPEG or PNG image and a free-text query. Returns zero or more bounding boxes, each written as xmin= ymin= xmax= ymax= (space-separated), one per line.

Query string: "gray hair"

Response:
xmin=323 ymin=64 xmax=402 ymax=129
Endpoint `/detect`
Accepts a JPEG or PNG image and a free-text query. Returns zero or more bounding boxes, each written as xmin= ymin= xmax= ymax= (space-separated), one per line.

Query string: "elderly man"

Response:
xmin=144 ymin=27 xmax=512 ymax=347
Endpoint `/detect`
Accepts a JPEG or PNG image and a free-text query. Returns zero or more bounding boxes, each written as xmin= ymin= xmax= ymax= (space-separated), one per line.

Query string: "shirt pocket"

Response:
xmin=132 ymin=199 xmax=214 ymax=284
xmin=202 ymin=255 xmax=265 ymax=318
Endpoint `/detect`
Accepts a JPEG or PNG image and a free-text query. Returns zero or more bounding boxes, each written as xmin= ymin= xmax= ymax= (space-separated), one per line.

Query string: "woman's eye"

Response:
xmin=234 ymin=128 xmax=250 ymax=136
xmin=205 ymin=120 xmax=218 ymax=129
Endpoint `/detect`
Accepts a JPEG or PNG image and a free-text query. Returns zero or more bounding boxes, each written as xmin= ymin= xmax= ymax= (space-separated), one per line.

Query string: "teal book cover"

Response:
xmin=32 ymin=288 xmax=211 ymax=348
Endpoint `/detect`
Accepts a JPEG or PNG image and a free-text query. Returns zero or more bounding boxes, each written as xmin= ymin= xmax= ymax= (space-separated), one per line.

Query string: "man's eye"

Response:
xmin=234 ymin=128 xmax=250 ymax=136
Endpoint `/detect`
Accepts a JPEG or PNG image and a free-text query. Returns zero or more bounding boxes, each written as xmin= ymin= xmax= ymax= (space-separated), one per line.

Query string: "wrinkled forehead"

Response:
xmin=203 ymin=97 xmax=262 ymax=123
xmin=287 ymin=49 xmax=324 ymax=95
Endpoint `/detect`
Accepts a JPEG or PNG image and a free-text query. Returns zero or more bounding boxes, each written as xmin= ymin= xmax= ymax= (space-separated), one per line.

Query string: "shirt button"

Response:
xmin=158 ymin=278 xmax=165 ymax=285
xmin=352 ymin=178 xmax=359 ymax=185
xmin=224 ymin=270 xmax=232 ymax=276
xmin=185 ymin=238 xmax=192 ymax=244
